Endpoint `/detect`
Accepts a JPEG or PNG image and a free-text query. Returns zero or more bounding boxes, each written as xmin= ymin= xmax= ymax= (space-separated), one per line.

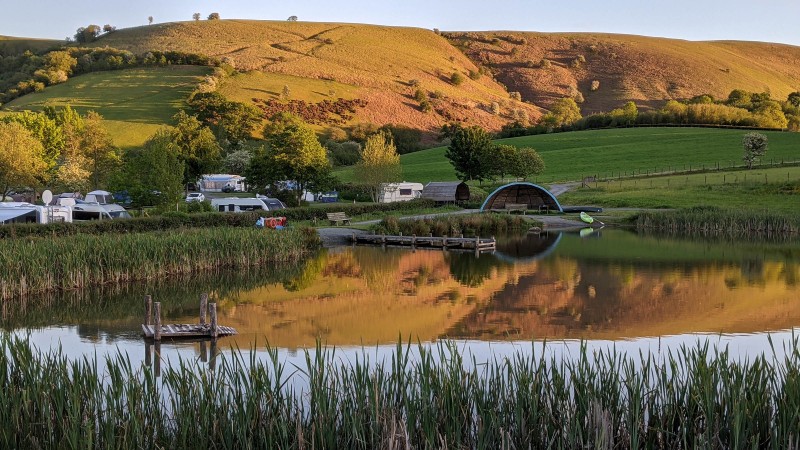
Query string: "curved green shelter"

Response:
xmin=480 ymin=182 xmax=563 ymax=213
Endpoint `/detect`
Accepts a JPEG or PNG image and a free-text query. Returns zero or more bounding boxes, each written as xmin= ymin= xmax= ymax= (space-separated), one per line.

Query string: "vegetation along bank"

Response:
xmin=0 ymin=227 xmax=320 ymax=300
xmin=2 ymin=336 xmax=799 ymax=449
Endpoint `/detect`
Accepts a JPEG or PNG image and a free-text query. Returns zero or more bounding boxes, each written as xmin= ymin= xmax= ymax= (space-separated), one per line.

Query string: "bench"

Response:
xmin=326 ymin=212 xmax=351 ymax=226
xmin=504 ymin=203 xmax=528 ymax=214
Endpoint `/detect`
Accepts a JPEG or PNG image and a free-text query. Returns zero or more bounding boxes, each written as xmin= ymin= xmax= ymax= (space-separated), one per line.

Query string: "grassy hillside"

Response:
xmin=334 ymin=128 xmax=800 ymax=183
xmin=445 ymin=32 xmax=800 ymax=113
xmin=90 ymin=20 xmax=541 ymax=134
xmin=0 ymin=35 xmax=62 ymax=55
xmin=3 ymin=66 xmax=209 ymax=148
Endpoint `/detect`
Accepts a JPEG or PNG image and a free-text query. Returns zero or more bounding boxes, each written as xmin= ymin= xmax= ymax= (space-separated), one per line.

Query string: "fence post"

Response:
xmin=144 ymin=295 xmax=152 ymax=326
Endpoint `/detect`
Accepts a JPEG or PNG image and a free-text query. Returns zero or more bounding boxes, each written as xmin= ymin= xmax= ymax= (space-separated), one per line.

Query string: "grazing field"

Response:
xmin=2 ymin=66 xmax=210 ymax=148
xmin=335 ymin=128 xmax=800 ymax=184
xmin=559 ymin=166 xmax=800 ymax=213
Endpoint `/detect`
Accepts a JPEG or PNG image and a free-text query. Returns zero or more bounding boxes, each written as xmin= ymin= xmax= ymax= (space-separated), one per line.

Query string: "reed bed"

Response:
xmin=637 ymin=207 xmax=800 ymax=240
xmin=2 ymin=336 xmax=800 ymax=449
xmin=373 ymin=213 xmax=533 ymax=237
xmin=0 ymin=227 xmax=320 ymax=300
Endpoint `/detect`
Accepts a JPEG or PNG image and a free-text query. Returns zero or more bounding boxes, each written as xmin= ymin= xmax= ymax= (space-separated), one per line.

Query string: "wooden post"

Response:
xmin=199 ymin=341 xmax=208 ymax=363
xmin=475 ymin=235 xmax=480 ymax=250
xmin=154 ymin=341 xmax=161 ymax=378
xmin=411 ymin=234 xmax=416 ymax=247
xmin=442 ymin=235 xmax=448 ymax=250
xmin=209 ymin=339 xmax=218 ymax=372
xmin=210 ymin=303 xmax=218 ymax=339
xmin=145 ymin=342 xmax=152 ymax=366
xmin=144 ymin=295 xmax=152 ymax=326
xmin=200 ymin=293 xmax=208 ymax=326
xmin=154 ymin=302 xmax=162 ymax=341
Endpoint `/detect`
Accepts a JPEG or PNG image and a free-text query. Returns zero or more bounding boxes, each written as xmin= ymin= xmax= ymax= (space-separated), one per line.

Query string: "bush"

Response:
xmin=327 ymin=140 xmax=361 ymax=166
xmin=450 ymin=72 xmax=465 ymax=86
xmin=468 ymin=70 xmax=481 ymax=80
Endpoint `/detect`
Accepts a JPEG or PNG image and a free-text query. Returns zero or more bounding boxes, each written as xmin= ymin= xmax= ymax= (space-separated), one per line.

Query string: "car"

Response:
xmin=185 ymin=192 xmax=205 ymax=203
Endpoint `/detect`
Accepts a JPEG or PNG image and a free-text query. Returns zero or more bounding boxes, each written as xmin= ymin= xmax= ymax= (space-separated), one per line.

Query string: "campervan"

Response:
xmin=378 ymin=182 xmax=424 ymax=203
xmin=71 ymin=201 xmax=114 ymax=221
xmin=211 ymin=197 xmax=269 ymax=213
xmin=0 ymin=202 xmax=73 ymax=224
xmin=85 ymin=190 xmax=115 ymax=204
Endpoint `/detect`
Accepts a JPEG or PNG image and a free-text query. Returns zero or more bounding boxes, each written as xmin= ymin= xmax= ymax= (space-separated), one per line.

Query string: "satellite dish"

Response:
xmin=60 ymin=198 xmax=76 ymax=207
xmin=42 ymin=190 xmax=53 ymax=205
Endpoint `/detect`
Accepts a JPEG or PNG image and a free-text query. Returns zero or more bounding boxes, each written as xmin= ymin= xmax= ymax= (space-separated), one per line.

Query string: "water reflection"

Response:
xmin=5 ymin=231 xmax=800 ymax=353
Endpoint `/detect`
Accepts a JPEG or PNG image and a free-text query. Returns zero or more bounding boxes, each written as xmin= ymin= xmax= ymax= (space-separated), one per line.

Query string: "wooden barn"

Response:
xmin=480 ymin=182 xmax=563 ymax=213
xmin=421 ymin=182 xmax=470 ymax=203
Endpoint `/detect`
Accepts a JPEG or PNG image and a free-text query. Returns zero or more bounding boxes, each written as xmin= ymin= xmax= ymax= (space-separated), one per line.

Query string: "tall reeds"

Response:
xmin=0 ymin=227 xmax=320 ymax=300
xmin=2 ymin=336 xmax=799 ymax=449
xmin=637 ymin=207 xmax=800 ymax=240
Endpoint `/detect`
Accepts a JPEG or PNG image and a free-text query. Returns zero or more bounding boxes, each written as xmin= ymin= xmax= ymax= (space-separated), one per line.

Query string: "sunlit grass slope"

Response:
xmin=3 ymin=66 xmax=209 ymax=148
xmin=334 ymin=128 xmax=800 ymax=184
xmin=90 ymin=20 xmax=540 ymax=132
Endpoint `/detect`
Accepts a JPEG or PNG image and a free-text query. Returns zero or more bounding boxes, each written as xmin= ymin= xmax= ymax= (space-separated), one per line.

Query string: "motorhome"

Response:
xmin=378 ymin=182 xmax=424 ymax=203
xmin=0 ymin=202 xmax=73 ymax=224
xmin=71 ymin=201 xmax=114 ymax=221
xmin=211 ymin=197 xmax=269 ymax=213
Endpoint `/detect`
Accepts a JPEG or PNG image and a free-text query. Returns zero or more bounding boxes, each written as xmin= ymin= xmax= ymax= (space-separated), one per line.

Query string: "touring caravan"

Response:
xmin=200 ymin=174 xmax=247 ymax=193
xmin=211 ymin=197 xmax=269 ymax=213
xmin=378 ymin=182 xmax=424 ymax=203
xmin=0 ymin=202 xmax=73 ymax=224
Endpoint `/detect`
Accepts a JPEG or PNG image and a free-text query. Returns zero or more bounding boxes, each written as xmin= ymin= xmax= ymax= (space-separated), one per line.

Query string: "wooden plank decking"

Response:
xmin=351 ymin=234 xmax=496 ymax=252
xmin=142 ymin=324 xmax=237 ymax=339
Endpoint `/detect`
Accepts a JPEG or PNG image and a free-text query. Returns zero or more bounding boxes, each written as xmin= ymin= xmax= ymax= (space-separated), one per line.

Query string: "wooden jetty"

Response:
xmin=142 ymin=293 xmax=237 ymax=340
xmin=351 ymin=233 xmax=496 ymax=253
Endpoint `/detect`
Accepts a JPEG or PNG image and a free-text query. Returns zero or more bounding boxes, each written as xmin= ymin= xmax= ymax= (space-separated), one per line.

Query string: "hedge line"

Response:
xmin=0 ymin=200 xmax=438 ymax=239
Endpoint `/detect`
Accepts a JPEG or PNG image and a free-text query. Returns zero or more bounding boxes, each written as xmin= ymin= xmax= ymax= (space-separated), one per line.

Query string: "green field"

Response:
xmin=334 ymin=128 xmax=800 ymax=184
xmin=2 ymin=66 xmax=210 ymax=148
xmin=560 ymin=166 xmax=800 ymax=213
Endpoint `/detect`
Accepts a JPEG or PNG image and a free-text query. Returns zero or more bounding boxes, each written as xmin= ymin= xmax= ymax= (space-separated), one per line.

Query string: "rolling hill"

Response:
xmin=0 ymin=35 xmax=62 ymax=55
xmin=446 ymin=31 xmax=800 ymax=113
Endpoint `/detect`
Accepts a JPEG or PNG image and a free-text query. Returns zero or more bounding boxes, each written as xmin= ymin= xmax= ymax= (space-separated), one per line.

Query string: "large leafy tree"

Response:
xmin=254 ymin=113 xmax=332 ymax=202
xmin=0 ymin=122 xmax=47 ymax=199
xmin=510 ymin=147 xmax=546 ymax=180
xmin=742 ymin=132 xmax=768 ymax=169
xmin=2 ymin=111 xmax=64 ymax=178
xmin=540 ymin=97 xmax=582 ymax=128
xmin=171 ymin=110 xmax=221 ymax=183
xmin=357 ymin=130 xmax=402 ymax=202
xmin=80 ymin=111 xmax=120 ymax=189
xmin=121 ymin=130 xmax=184 ymax=206
xmin=188 ymin=92 xmax=261 ymax=143
xmin=445 ymin=125 xmax=492 ymax=182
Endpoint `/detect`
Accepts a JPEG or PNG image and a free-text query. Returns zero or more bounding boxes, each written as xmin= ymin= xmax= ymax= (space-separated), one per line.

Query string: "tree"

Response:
xmin=171 ymin=111 xmax=222 ymax=183
xmin=488 ymin=144 xmax=518 ymax=181
xmin=610 ymin=101 xmax=638 ymax=126
xmin=788 ymin=92 xmax=800 ymax=108
xmin=510 ymin=147 xmax=545 ymax=180
xmin=148 ymin=16 xmax=153 ymax=25
xmin=2 ymin=111 xmax=64 ymax=178
xmin=259 ymin=113 xmax=332 ymax=202
xmin=102 ymin=24 xmax=116 ymax=33
xmin=742 ymin=132 xmax=768 ymax=169
xmin=54 ymin=154 xmax=91 ymax=193
xmin=540 ymin=97 xmax=582 ymax=128
xmin=74 ymin=25 xmax=101 ymax=43
xmin=0 ymin=123 xmax=47 ymax=199
xmin=223 ymin=148 xmax=253 ymax=175
xmin=187 ymin=92 xmax=261 ymax=143
xmin=208 ymin=12 xmax=220 ymax=20
xmin=357 ymin=130 xmax=402 ymax=202
xmin=81 ymin=111 xmax=120 ymax=189
xmin=193 ymin=13 xmax=201 ymax=21
xmin=287 ymin=16 xmax=298 ymax=21
xmin=122 ymin=130 xmax=184 ymax=206
xmin=445 ymin=126 xmax=492 ymax=182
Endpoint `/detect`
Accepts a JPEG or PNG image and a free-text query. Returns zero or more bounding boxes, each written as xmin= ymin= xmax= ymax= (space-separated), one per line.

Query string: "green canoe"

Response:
xmin=580 ymin=212 xmax=594 ymax=224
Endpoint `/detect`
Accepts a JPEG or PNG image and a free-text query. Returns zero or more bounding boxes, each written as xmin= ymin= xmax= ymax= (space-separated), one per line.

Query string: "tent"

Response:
xmin=421 ymin=182 xmax=470 ymax=203
xmin=480 ymin=182 xmax=563 ymax=213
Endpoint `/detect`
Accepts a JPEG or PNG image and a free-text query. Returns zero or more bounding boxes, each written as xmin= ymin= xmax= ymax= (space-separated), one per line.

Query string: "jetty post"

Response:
xmin=200 ymin=293 xmax=208 ymax=326
xmin=144 ymin=295 xmax=152 ymax=326
xmin=210 ymin=303 xmax=218 ymax=339
xmin=154 ymin=302 xmax=162 ymax=341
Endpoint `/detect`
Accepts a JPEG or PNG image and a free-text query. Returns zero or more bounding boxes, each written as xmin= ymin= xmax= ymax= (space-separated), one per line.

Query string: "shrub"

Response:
xmin=509 ymin=91 xmax=522 ymax=101
xmin=450 ymin=72 xmax=465 ymax=86
xmin=468 ymin=70 xmax=481 ymax=80
xmin=590 ymin=80 xmax=600 ymax=91
xmin=413 ymin=88 xmax=427 ymax=102
xmin=540 ymin=58 xmax=552 ymax=69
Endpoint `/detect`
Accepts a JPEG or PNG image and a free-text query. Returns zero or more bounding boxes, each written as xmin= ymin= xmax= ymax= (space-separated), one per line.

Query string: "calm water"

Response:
xmin=6 ymin=229 xmax=800 ymax=367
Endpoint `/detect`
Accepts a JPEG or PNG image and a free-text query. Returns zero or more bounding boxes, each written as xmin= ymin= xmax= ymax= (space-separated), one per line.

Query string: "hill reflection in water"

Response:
xmin=6 ymin=230 xmax=800 ymax=350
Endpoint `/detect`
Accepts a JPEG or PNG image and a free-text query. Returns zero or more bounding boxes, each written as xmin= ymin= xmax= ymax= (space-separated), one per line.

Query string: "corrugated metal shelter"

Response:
xmin=480 ymin=182 xmax=563 ymax=213
xmin=421 ymin=182 xmax=470 ymax=203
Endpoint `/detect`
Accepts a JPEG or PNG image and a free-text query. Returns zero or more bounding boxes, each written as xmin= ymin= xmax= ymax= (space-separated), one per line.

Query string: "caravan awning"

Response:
xmin=0 ymin=208 xmax=35 ymax=223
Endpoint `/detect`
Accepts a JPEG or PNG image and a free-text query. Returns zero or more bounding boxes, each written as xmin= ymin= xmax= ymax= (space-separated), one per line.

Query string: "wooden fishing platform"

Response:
xmin=351 ymin=233 xmax=496 ymax=253
xmin=142 ymin=293 xmax=237 ymax=341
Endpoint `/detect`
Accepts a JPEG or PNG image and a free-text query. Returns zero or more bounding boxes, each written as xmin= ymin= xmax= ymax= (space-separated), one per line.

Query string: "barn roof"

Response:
xmin=421 ymin=182 xmax=470 ymax=202
xmin=480 ymin=182 xmax=563 ymax=212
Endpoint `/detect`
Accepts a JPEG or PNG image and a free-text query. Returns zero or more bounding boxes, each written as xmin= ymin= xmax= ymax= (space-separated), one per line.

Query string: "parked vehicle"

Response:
xmin=378 ymin=182 xmax=424 ymax=203
xmin=199 ymin=174 xmax=246 ymax=193
xmin=211 ymin=197 xmax=269 ymax=213
xmin=256 ymin=196 xmax=287 ymax=210
xmin=0 ymin=202 xmax=72 ymax=224
xmin=185 ymin=192 xmax=205 ymax=203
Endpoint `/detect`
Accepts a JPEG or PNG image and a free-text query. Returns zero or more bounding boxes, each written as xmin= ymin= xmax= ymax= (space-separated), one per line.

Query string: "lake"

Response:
xmin=5 ymin=229 xmax=800 ymax=368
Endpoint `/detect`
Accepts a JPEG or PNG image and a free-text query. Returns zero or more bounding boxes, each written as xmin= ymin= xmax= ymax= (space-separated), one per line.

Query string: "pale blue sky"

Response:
xmin=4 ymin=0 xmax=800 ymax=46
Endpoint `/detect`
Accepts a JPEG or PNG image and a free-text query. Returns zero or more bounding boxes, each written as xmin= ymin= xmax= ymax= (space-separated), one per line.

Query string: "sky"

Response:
xmin=3 ymin=0 xmax=800 ymax=46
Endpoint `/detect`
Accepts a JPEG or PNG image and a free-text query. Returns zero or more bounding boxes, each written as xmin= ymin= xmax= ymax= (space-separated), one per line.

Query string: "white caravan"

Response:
xmin=211 ymin=197 xmax=269 ymax=213
xmin=378 ymin=182 xmax=424 ymax=203
xmin=0 ymin=202 xmax=73 ymax=224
